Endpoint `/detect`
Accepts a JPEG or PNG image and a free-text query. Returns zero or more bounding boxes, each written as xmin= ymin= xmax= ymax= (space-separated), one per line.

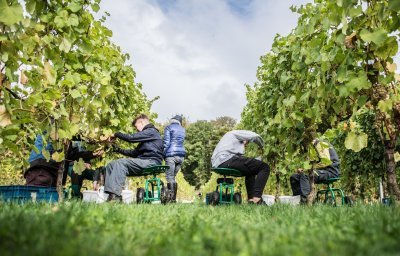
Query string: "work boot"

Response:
xmin=107 ymin=192 xmax=122 ymax=202
xmin=167 ymin=183 xmax=174 ymax=202
xmin=172 ymin=183 xmax=178 ymax=203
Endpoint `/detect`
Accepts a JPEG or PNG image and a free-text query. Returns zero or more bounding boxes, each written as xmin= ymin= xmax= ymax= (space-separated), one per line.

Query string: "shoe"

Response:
xmin=107 ymin=193 xmax=122 ymax=202
xmin=248 ymin=198 xmax=266 ymax=205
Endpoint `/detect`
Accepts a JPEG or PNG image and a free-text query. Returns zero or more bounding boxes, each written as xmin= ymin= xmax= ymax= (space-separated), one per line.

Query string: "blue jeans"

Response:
xmin=165 ymin=156 xmax=184 ymax=183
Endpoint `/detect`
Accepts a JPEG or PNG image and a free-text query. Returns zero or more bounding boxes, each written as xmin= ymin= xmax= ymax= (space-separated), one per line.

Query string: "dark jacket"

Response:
xmin=163 ymin=122 xmax=186 ymax=157
xmin=114 ymin=124 xmax=163 ymax=164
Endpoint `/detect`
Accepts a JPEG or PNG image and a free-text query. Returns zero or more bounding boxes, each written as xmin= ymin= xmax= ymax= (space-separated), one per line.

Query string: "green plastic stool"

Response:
xmin=316 ymin=177 xmax=345 ymax=206
xmin=206 ymin=168 xmax=243 ymax=205
xmin=135 ymin=165 xmax=169 ymax=204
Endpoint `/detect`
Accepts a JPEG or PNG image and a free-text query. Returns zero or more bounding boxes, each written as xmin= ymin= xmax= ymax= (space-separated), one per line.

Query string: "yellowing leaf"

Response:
xmin=0 ymin=105 xmax=11 ymax=127
xmin=59 ymin=37 xmax=72 ymax=52
xmin=51 ymin=151 xmax=64 ymax=162
xmin=394 ymin=152 xmax=400 ymax=163
xmin=345 ymin=131 xmax=368 ymax=152
xmin=43 ymin=62 xmax=56 ymax=85
xmin=387 ymin=62 xmax=397 ymax=73
xmin=73 ymin=158 xmax=86 ymax=175
xmin=42 ymin=149 xmax=50 ymax=161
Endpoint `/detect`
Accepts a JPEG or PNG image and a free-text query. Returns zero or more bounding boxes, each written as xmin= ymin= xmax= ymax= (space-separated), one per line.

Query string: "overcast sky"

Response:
xmin=97 ymin=0 xmax=311 ymax=123
xmin=98 ymin=0 xmax=398 ymax=123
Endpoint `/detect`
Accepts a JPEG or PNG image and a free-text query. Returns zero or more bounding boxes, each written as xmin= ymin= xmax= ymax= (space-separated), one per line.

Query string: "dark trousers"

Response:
xmin=290 ymin=169 xmax=339 ymax=197
xmin=69 ymin=167 xmax=105 ymax=196
xmin=219 ymin=155 xmax=270 ymax=199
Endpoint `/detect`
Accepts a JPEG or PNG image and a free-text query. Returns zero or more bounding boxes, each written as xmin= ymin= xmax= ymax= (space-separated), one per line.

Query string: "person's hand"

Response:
xmin=93 ymin=181 xmax=99 ymax=191
xmin=84 ymin=163 xmax=92 ymax=169
xmin=93 ymin=149 xmax=104 ymax=157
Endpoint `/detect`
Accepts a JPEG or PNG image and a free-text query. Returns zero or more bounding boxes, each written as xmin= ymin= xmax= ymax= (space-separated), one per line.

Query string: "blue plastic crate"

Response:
xmin=0 ymin=185 xmax=59 ymax=203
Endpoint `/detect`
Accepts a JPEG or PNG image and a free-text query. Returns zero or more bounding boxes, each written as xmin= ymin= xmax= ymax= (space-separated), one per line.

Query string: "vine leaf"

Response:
xmin=73 ymin=158 xmax=86 ymax=175
xmin=0 ymin=105 xmax=12 ymax=127
xmin=394 ymin=152 xmax=400 ymax=163
xmin=0 ymin=0 xmax=23 ymax=26
xmin=51 ymin=151 xmax=64 ymax=162
xmin=345 ymin=131 xmax=368 ymax=153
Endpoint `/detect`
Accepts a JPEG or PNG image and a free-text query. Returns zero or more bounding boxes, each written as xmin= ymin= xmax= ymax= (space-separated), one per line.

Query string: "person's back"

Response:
xmin=164 ymin=119 xmax=185 ymax=158
xmin=211 ymin=130 xmax=262 ymax=168
xmin=163 ymin=115 xmax=186 ymax=202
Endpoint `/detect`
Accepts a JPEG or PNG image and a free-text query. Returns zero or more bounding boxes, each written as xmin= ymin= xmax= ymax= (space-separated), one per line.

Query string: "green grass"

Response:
xmin=0 ymin=202 xmax=399 ymax=256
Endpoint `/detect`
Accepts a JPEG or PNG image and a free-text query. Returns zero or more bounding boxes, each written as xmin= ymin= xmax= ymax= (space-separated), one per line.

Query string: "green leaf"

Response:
xmin=389 ymin=0 xmax=400 ymax=12
xmin=0 ymin=0 xmax=23 ymax=26
xmin=344 ymin=131 xmax=368 ymax=152
xmin=357 ymin=95 xmax=368 ymax=107
xmin=91 ymin=3 xmax=100 ymax=12
xmin=100 ymin=85 xmax=115 ymax=98
xmin=70 ymin=89 xmax=81 ymax=99
xmin=54 ymin=10 xmax=68 ymax=28
xmin=59 ymin=37 xmax=72 ymax=52
xmin=378 ymin=99 xmax=392 ymax=113
xmin=360 ymin=28 xmax=388 ymax=47
xmin=68 ymin=14 xmax=79 ymax=27
xmin=68 ymin=1 xmax=82 ymax=12
xmin=73 ymin=158 xmax=86 ymax=175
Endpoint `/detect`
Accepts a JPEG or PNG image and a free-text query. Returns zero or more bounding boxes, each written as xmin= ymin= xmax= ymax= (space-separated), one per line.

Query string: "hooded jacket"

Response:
xmin=114 ymin=123 xmax=163 ymax=164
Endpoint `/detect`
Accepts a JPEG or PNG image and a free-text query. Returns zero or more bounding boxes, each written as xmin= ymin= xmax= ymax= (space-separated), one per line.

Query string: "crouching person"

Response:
xmin=105 ymin=114 xmax=163 ymax=201
xmin=63 ymin=137 xmax=105 ymax=198
xmin=290 ymin=138 xmax=340 ymax=203
xmin=25 ymin=132 xmax=60 ymax=187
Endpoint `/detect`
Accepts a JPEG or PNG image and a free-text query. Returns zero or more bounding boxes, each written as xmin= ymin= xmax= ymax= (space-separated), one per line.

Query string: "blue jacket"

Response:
xmin=163 ymin=122 xmax=186 ymax=157
xmin=28 ymin=134 xmax=54 ymax=163
xmin=114 ymin=124 xmax=163 ymax=164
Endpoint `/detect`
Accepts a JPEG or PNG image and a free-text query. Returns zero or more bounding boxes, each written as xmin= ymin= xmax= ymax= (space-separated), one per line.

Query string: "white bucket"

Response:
xmin=261 ymin=195 xmax=276 ymax=206
xmin=278 ymin=195 xmax=301 ymax=205
xmin=121 ymin=190 xmax=134 ymax=204
xmin=82 ymin=190 xmax=99 ymax=203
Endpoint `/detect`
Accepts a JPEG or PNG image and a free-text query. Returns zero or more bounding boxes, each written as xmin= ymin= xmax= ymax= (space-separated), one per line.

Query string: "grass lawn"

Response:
xmin=0 ymin=202 xmax=399 ymax=256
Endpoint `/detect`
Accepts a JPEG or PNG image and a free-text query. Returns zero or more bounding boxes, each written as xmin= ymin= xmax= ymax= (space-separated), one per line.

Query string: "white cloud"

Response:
xmin=98 ymin=0 xmax=310 ymax=122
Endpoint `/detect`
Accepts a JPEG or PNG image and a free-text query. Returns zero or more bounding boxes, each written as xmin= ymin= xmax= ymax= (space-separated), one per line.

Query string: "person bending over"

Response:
xmin=211 ymin=130 xmax=270 ymax=204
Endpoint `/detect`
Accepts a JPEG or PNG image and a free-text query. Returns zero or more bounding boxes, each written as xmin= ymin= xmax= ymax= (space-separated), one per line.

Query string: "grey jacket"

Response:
xmin=211 ymin=130 xmax=264 ymax=168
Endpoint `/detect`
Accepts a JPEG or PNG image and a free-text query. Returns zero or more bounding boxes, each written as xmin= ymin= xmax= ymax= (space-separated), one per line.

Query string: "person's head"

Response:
xmin=171 ymin=114 xmax=183 ymax=125
xmin=132 ymin=114 xmax=150 ymax=132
